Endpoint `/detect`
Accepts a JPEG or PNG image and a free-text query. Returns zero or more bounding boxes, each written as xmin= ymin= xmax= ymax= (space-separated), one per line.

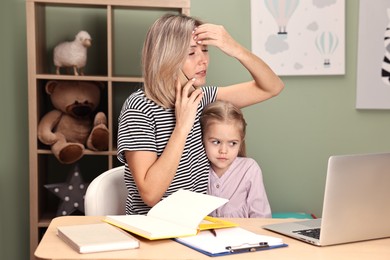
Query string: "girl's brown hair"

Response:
xmin=200 ymin=100 xmax=247 ymax=157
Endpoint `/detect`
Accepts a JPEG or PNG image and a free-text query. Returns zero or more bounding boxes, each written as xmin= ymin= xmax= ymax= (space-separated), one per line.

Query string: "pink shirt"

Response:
xmin=208 ymin=157 xmax=272 ymax=218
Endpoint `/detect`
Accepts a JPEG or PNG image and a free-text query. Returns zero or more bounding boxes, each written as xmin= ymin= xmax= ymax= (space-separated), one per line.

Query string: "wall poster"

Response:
xmin=356 ymin=0 xmax=390 ymax=109
xmin=251 ymin=0 xmax=345 ymax=76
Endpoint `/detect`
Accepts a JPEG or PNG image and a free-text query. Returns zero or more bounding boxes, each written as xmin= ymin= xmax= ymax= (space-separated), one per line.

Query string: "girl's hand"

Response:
xmin=174 ymin=78 xmax=203 ymax=134
xmin=193 ymin=23 xmax=242 ymax=58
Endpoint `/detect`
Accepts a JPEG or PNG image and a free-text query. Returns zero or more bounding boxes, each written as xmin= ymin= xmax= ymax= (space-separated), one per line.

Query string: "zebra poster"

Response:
xmin=250 ymin=0 xmax=345 ymax=76
xmin=356 ymin=0 xmax=390 ymax=109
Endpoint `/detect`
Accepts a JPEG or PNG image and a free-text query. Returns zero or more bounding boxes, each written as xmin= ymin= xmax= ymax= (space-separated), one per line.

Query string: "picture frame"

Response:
xmin=251 ymin=0 xmax=345 ymax=76
xmin=356 ymin=0 xmax=390 ymax=109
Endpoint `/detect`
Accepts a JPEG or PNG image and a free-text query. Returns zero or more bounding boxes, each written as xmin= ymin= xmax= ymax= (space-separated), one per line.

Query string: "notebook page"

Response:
xmin=147 ymin=189 xmax=228 ymax=230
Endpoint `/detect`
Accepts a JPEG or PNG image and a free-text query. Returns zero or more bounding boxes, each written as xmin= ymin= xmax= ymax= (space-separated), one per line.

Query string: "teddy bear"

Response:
xmin=38 ymin=80 xmax=109 ymax=164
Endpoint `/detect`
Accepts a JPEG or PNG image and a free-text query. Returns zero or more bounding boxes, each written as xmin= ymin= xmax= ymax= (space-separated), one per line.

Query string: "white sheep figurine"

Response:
xmin=53 ymin=30 xmax=92 ymax=76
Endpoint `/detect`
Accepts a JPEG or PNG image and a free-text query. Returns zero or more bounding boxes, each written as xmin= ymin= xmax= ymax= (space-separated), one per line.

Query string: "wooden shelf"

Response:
xmin=35 ymin=74 xmax=144 ymax=82
xmin=26 ymin=1 xmax=190 ymax=259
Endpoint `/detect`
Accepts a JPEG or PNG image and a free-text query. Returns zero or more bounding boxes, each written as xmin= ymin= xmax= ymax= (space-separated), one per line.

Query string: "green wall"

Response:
xmin=2 ymin=0 xmax=390 ymax=259
xmin=194 ymin=0 xmax=390 ymax=216
xmin=1 ymin=0 xmax=29 ymax=259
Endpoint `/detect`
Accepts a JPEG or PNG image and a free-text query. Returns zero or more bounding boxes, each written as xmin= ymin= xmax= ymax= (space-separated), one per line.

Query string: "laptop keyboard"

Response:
xmin=293 ymin=228 xmax=321 ymax=239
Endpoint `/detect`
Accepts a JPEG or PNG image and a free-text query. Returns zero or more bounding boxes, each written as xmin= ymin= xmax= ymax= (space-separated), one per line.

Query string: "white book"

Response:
xmin=104 ymin=189 xmax=230 ymax=240
xmin=57 ymin=223 xmax=139 ymax=253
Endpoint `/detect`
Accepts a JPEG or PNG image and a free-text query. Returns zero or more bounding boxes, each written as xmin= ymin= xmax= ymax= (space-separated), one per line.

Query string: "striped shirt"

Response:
xmin=117 ymin=87 xmax=217 ymax=215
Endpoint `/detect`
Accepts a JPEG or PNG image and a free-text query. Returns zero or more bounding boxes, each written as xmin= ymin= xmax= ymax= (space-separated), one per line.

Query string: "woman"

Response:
xmin=117 ymin=14 xmax=283 ymax=215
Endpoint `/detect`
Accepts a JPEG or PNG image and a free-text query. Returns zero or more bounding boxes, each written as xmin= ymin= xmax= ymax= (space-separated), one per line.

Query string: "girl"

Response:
xmin=201 ymin=100 xmax=272 ymax=218
xmin=117 ymin=14 xmax=283 ymax=215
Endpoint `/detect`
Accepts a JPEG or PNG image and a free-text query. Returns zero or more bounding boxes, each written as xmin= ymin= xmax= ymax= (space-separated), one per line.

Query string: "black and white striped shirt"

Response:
xmin=117 ymin=87 xmax=217 ymax=215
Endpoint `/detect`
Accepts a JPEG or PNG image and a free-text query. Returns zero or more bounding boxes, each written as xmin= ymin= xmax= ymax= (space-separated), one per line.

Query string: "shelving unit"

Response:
xmin=26 ymin=0 xmax=190 ymax=259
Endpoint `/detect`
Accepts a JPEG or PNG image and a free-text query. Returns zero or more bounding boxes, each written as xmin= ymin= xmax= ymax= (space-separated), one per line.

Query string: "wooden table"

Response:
xmin=35 ymin=216 xmax=390 ymax=259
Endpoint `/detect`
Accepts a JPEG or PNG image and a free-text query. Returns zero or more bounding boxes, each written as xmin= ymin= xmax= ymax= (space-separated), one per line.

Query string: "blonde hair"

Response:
xmin=200 ymin=101 xmax=247 ymax=157
xmin=142 ymin=14 xmax=203 ymax=108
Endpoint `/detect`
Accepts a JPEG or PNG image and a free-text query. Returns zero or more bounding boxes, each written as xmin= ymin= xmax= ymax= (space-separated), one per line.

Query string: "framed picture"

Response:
xmin=356 ymin=0 xmax=390 ymax=109
xmin=250 ymin=0 xmax=345 ymax=76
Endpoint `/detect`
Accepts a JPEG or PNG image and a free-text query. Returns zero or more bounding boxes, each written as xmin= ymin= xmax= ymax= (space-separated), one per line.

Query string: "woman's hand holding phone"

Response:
xmin=175 ymin=70 xmax=203 ymax=134
xmin=178 ymin=69 xmax=189 ymax=87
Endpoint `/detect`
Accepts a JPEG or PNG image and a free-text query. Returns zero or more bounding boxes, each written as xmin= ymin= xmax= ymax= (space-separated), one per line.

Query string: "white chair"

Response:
xmin=84 ymin=166 xmax=127 ymax=215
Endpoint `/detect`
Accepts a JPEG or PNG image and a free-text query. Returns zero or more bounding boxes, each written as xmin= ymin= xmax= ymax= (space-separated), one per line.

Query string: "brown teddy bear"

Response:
xmin=38 ymin=80 xmax=109 ymax=164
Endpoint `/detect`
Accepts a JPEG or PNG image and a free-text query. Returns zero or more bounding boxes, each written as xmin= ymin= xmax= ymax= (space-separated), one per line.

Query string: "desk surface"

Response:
xmin=35 ymin=216 xmax=390 ymax=260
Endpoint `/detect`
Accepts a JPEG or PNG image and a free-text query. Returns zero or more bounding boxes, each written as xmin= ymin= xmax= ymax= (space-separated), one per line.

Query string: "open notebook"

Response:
xmin=104 ymin=189 xmax=236 ymax=240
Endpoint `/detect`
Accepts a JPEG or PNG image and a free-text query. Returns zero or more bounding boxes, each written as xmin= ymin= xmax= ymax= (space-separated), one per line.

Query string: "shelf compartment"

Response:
xmin=33 ymin=3 xmax=108 ymax=76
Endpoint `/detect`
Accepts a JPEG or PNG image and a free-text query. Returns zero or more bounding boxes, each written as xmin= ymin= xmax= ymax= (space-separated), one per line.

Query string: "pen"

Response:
xmin=209 ymin=229 xmax=217 ymax=237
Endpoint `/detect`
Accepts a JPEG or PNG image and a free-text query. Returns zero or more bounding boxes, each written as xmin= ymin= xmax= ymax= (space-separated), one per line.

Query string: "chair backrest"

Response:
xmin=84 ymin=166 xmax=127 ymax=216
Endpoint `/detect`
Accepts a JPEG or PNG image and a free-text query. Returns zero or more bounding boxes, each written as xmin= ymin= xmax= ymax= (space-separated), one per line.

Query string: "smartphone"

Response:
xmin=178 ymin=70 xmax=189 ymax=87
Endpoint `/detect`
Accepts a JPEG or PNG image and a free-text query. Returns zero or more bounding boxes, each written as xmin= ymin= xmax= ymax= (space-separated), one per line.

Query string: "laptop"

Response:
xmin=263 ymin=152 xmax=390 ymax=246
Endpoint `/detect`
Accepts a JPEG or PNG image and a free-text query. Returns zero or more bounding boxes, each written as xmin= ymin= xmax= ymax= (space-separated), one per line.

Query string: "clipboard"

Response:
xmin=174 ymin=227 xmax=288 ymax=257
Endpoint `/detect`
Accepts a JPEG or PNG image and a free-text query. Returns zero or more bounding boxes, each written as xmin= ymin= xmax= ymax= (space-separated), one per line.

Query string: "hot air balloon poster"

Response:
xmin=356 ymin=0 xmax=390 ymax=109
xmin=251 ymin=0 xmax=345 ymax=76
